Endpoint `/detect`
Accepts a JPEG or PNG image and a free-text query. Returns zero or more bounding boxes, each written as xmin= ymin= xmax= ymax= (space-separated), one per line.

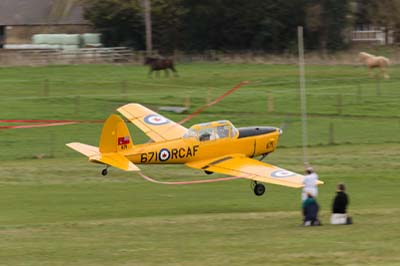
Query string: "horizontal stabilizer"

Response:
xmin=66 ymin=142 xmax=99 ymax=157
xmin=66 ymin=142 xmax=139 ymax=172
xmin=90 ymin=153 xmax=140 ymax=172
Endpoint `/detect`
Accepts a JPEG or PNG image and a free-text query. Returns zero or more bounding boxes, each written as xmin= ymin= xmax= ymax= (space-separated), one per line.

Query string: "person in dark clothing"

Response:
xmin=330 ymin=183 xmax=352 ymax=224
xmin=302 ymin=192 xmax=321 ymax=226
xmin=333 ymin=183 xmax=348 ymax=213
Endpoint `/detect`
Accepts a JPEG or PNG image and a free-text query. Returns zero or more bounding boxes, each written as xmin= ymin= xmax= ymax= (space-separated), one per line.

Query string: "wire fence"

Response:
xmin=3 ymin=48 xmax=400 ymax=66
xmin=0 ymin=76 xmax=399 ymax=161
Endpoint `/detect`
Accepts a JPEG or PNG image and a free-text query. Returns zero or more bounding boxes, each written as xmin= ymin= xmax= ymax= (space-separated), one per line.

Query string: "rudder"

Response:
xmin=99 ymin=114 xmax=133 ymax=153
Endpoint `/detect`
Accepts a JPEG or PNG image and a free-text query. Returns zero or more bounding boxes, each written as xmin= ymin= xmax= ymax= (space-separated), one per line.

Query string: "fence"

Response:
xmin=351 ymin=30 xmax=386 ymax=44
xmin=3 ymin=48 xmax=400 ymax=66
xmin=0 ymin=47 xmax=137 ymax=66
xmin=1 ymin=74 xmax=399 ymax=161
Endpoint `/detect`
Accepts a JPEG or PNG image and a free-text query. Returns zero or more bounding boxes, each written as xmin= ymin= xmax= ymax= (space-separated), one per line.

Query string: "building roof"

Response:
xmin=0 ymin=0 xmax=89 ymax=25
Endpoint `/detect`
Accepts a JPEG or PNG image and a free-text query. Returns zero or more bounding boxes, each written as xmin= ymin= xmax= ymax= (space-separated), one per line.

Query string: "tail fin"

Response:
xmin=66 ymin=114 xmax=140 ymax=172
xmin=99 ymin=114 xmax=133 ymax=153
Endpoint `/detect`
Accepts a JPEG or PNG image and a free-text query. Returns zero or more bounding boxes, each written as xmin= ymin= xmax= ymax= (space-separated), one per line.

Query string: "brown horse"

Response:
xmin=358 ymin=52 xmax=390 ymax=79
xmin=144 ymin=56 xmax=179 ymax=77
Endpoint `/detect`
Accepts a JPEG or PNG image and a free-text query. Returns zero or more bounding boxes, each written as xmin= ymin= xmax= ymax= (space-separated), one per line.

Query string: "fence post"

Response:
xmin=267 ymin=91 xmax=274 ymax=113
xmin=50 ymin=131 xmax=55 ymax=158
xmin=121 ymin=80 xmax=128 ymax=95
xmin=74 ymin=96 xmax=80 ymax=116
xmin=337 ymin=94 xmax=343 ymax=115
xmin=329 ymin=122 xmax=335 ymax=145
xmin=376 ymin=78 xmax=381 ymax=96
xmin=185 ymin=96 xmax=191 ymax=109
xmin=43 ymin=79 xmax=49 ymax=96
xmin=207 ymin=87 xmax=212 ymax=104
xmin=357 ymin=83 xmax=362 ymax=104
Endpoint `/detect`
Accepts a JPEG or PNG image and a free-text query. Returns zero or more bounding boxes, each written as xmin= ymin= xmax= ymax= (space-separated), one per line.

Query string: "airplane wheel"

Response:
xmin=101 ymin=168 xmax=108 ymax=176
xmin=204 ymin=170 xmax=213 ymax=175
xmin=254 ymin=183 xmax=265 ymax=196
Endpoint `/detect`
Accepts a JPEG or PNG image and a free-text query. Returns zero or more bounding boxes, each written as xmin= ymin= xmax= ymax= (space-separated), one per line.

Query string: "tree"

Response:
xmin=354 ymin=0 xmax=372 ymax=26
xmin=83 ymin=0 xmax=186 ymax=52
xmin=83 ymin=0 xmax=144 ymax=48
xmin=181 ymin=0 xmax=306 ymax=52
xmin=304 ymin=2 xmax=323 ymax=49
xmin=368 ymin=0 xmax=400 ymax=43
xmin=304 ymin=0 xmax=350 ymax=51
xmin=83 ymin=0 xmax=351 ymax=52
xmin=323 ymin=0 xmax=350 ymax=50
xmin=150 ymin=0 xmax=187 ymax=54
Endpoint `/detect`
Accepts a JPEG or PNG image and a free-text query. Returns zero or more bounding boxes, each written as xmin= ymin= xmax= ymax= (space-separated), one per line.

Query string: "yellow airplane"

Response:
xmin=67 ymin=103 xmax=323 ymax=196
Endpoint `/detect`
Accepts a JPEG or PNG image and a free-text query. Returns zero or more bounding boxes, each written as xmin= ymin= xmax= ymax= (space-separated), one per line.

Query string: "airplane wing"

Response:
xmin=117 ymin=103 xmax=188 ymax=142
xmin=186 ymin=154 xmax=324 ymax=188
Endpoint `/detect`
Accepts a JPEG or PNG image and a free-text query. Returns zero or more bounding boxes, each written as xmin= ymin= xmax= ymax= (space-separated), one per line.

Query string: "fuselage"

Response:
xmin=122 ymin=126 xmax=281 ymax=164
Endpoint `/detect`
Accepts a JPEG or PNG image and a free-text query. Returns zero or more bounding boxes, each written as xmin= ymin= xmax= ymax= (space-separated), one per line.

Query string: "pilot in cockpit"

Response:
xmin=199 ymin=133 xmax=211 ymax=141
xmin=216 ymin=125 xmax=228 ymax=139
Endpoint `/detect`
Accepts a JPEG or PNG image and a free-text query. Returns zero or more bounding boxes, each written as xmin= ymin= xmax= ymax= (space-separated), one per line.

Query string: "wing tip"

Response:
xmin=117 ymin=103 xmax=140 ymax=111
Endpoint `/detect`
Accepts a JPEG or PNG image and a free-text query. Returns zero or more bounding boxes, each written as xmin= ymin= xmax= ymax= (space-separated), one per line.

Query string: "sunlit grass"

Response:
xmin=0 ymin=63 xmax=399 ymax=265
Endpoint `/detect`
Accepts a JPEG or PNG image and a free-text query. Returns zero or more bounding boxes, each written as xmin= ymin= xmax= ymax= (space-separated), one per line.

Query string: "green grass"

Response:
xmin=1 ymin=63 xmax=399 ymax=159
xmin=0 ymin=63 xmax=400 ymax=265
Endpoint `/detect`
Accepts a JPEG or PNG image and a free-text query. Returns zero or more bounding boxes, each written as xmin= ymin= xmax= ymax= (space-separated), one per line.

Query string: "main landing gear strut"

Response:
xmin=249 ymin=153 xmax=268 ymax=196
xmin=251 ymin=181 xmax=266 ymax=196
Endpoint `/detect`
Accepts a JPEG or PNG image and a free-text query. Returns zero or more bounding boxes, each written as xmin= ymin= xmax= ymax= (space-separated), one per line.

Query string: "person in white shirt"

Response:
xmin=302 ymin=166 xmax=319 ymax=202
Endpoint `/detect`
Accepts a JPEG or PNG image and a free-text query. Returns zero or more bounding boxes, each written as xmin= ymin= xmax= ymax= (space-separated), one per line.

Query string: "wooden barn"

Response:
xmin=0 ymin=0 xmax=93 ymax=48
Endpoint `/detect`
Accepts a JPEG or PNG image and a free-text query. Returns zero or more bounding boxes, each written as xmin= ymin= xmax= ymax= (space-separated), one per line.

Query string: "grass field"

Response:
xmin=0 ymin=63 xmax=400 ymax=265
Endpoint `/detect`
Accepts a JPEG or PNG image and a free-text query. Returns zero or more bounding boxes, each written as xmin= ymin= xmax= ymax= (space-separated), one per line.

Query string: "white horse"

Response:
xmin=358 ymin=52 xmax=390 ymax=79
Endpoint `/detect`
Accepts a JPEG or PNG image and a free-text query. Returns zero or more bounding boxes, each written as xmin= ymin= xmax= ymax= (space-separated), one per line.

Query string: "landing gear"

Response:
xmin=259 ymin=153 xmax=269 ymax=161
xmin=101 ymin=166 xmax=109 ymax=176
xmin=204 ymin=170 xmax=214 ymax=175
xmin=251 ymin=181 xmax=266 ymax=196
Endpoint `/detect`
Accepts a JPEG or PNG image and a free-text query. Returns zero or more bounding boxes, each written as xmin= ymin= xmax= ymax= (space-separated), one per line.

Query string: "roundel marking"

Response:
xmin=271 ymin=170 xmax=296 ymax=178
xmin=144 ymin=114 xmax=170 ymax=125
xmin=159 ymin=148 xmax=170 ymax=161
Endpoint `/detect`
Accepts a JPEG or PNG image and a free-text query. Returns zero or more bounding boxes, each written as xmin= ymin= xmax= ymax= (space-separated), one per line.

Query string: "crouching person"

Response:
xmin=303 ymin=192 xmax=321 ymax=226
xmin=330 ymin=183 xmax=352 ymax=225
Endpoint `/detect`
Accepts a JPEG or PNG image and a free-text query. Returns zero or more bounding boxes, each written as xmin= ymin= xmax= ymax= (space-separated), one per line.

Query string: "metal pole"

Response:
xmin=298 ymin=26 xmax=308 ymax=165
xmin=143 ymin=0 xmax=152 ymax=55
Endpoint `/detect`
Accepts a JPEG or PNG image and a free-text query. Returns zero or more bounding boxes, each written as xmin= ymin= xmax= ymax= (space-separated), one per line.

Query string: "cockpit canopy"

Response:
xmin=183 ymin=120 xmax=238 ymax=141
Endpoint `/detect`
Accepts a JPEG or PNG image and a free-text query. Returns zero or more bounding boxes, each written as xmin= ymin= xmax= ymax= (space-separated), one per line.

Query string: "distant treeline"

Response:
xmin=83 ymin=0 xmax=398 ymax=53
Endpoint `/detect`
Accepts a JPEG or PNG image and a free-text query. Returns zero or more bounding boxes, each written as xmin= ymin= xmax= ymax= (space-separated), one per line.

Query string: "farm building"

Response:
xmin=0 ymin=0 xmax=93 ymax=48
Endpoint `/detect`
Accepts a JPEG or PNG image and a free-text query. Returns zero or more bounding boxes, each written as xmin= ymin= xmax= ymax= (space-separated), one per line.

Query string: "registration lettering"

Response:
xmin=140 ymin=145 xmax=199 ymax=163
